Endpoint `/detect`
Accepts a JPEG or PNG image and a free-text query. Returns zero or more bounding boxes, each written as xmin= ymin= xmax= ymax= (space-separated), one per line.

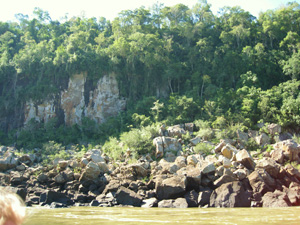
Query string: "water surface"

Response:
xmin=24 ymin=207 xmax=300 ymax=225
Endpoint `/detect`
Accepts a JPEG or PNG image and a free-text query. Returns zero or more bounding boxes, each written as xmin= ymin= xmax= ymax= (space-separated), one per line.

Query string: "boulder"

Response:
xmin=256 ymin=158 xmax=281 ymax=178
xmin=248 ymin=168 xmax=275 ymax=195
xmin=201 ymin=162 xmax=216 ymax=175
xmin=153 ymin=136 xmax=182 ymax=158
xmin=158 ymin=198 xmax=188 ymax=208
xmin=236 ymin=149 xmax=255 ymax=170
xmin=37 ymin=173 xmax=49 ymax=183
xmin=184 ymin=190 xmax=199 ymax=207
xmin=167 ymin=125 xmax=186 ymax=138
xmin=198 ymin=189 xmax=212 ymax=207
xmin=79 ymin=161 xmax=100 ymax=182
xmin=0 ymin=153 xmax=18 ymax=171
xmin=214 ymin=141 xmax=226 ymax=154
xmin=233 ymin=169 xmax=247 ymax=181
xmin=187 ymin=155 xmax=199 ymax=166
xmin=54 ymin=172 xmax=69 ymax=184
xmin=175 ymin=156 xmax=186 ymax=169
xmin=40 ymin=190 xmax=71 ymax=205
xmin=213 ymin=174 xmax=237 ymax=188
xmin=221 ymin=144 xmax=238 ymax=160
xmin=115 ymin=186 xmax=143 ymax=207
xmin=209 ymin=181 xmax=252 ymax=207
xmin=274 ymin=139 xmax=300 ymax=162
xmin=142 ymin=198 xmax=158 ymax=208
xmin=155 ymin=175 xmax=187 ymax=200
xmin=270 ymin=149 xmax=284 ymax=164
xmin=262 ymin=190 xmax=292 ymax=207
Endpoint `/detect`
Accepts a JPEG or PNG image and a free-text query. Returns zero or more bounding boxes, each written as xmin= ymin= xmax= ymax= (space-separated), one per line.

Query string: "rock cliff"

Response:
xmin=24 ymin=73 xmax=126 ymax=126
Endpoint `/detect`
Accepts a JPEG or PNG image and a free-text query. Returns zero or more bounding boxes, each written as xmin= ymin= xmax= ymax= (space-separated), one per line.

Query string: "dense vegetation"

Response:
xmin=0 ymin=1 xmax=300 ymax=158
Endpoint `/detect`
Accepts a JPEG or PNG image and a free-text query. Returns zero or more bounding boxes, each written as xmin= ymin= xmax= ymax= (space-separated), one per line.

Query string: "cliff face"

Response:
xmin=24 ymin=73 xmax=126 ymax=126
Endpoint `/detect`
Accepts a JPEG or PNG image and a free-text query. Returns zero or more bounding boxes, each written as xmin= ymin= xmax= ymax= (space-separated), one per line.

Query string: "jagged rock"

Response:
xmin=274 ymin=139 xmax=300 ymax=162
xmin=248 ymin=168 xmax=275 ymax=195
xmin=256 ymin=158 xmax=281 ymax=178
xmin=209 ymin=181 xmax=252 ymax=207
xmin=236 ymin=149 xmax=255 ymax=170
xmin=155 ymin=175 xmax=187 ymax=200
xmin=115 ymin=186 xmax=143 ymax=206
xmin=267 ymin=123 xmax=281 ymax=136
xmin=262 ymin=190 xmax=292 ymax=207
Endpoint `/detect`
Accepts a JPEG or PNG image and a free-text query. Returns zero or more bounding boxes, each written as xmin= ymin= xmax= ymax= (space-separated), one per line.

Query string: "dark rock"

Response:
xmin=209 ymin=181 xmax=252 ymax=207
xmin=115 ymin=186 xmax=143 ymax=207
xmin=262 ymin=190 xmax=292 ymax=207
xmin=198 ymin=189 xmax=212 ymax=207
xmin=39 ymin=190 xmax=71 ymax=205
xmin=184 ymin=190 xmax=199 ymax=207
xmin=213 ymin=174 xmax=237 ymax=188
xmin=256 ymin=158 xmax=281 ymax=178
xmin=248 ymin=168 xmax=275 ymax=195
xmin=155 ymin=175 xmax=187 ymax=200
xmin=89 ymin=200 xmax=100 ymax=206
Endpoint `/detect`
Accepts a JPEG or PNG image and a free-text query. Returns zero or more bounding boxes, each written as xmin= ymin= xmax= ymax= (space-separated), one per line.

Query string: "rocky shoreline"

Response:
xmin=1 ymin=123 xmax=300 ymax=208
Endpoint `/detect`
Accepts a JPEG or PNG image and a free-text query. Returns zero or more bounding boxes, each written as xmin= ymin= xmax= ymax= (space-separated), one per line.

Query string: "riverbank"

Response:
xmin=1 ymin=123 xmax=300 ymax=208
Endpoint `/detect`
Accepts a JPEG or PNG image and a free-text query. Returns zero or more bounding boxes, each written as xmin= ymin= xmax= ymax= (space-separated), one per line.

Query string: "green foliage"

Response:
xmin=102 ymin=137 xmax=125 ymax=161
xmin=1 ymin=2 xmax=300 ymax=156
xmin=194 ymin=142 xmax=214 ymax=156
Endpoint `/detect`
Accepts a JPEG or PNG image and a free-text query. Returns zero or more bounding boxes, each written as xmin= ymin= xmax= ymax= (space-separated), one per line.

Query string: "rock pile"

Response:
xmin=1 ymin=123 xmax=300 ymax=208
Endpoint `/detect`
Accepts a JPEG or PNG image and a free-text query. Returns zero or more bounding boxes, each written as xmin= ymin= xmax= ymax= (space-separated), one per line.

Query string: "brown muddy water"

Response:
xmin=23 ymin=206 xmax=300 ymax=225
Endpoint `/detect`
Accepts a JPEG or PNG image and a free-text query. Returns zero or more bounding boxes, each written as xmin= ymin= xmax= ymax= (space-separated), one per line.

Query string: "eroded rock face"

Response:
xmin=24 ymin=73 xmax=126 ymax=126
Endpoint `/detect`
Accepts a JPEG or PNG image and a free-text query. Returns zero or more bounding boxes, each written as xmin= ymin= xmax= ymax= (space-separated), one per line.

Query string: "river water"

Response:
xmin=23 ymin=207 xmax=300 ymax=225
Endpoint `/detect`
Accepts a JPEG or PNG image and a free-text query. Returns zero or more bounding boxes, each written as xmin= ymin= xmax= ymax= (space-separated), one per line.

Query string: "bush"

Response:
xmin=102 ymin=137 xmax=125 ymax=161
xmin=194 ymin=142 xmax=214 ymax=156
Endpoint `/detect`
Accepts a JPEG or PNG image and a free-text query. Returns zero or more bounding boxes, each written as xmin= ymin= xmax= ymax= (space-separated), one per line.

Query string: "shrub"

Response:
xmin=194 ymin=142 xmax=214 ymax=156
